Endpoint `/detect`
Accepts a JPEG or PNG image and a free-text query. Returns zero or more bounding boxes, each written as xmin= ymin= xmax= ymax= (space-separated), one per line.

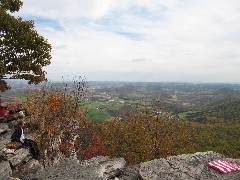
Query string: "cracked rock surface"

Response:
xmin=26 ymin=156 xmax=126 ymax=180
xmin=139 ymin=151 xmax=240 ymax=180
xmin=23 ymin=151 xmax=240 ymax=180
xmin=0 ymin=122 xmax=34 ymax=180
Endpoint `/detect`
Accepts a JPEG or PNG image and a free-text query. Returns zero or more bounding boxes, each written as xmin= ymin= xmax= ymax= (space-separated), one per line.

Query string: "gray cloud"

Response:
xmin=54 ymin=44 xmax=68 ymax=49
xmin=131 ymin=58 xmax=151 ymax=62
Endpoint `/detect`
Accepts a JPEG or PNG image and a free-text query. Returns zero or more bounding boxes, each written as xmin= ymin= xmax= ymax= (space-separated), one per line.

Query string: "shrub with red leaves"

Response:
xmin=81 ymin=134 xmax=109 ymax=159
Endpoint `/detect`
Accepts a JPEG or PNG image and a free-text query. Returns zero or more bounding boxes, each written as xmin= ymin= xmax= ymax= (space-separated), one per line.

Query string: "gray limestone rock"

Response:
xmin=11 ymin=159 xmax=43 ymax=179
xmin=7 ymin=148 xmax=32 ymax=168
xmin=0 ymin=123 xmax=9 ymax=134
xmin=0 ymin=160 xmax=12 ymax=180
xmin=7 ymin=151 xmax=240 ymax=180
xmin=0 ymin=124 xmax=39 ymax=179
xmin=0 ymin=123 xmax=13 ymax=150
xmin=117 ymin=165 xmax=143 ymax=180
xmin=29 ymin=156 xmax=126 ymax=180
xmin=139 ymin=151 xmax=240 ymax=180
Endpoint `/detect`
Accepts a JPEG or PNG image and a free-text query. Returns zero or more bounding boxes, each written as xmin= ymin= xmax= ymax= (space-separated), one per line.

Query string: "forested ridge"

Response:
xmin=184 ymin=99 xmax=240 ymax=123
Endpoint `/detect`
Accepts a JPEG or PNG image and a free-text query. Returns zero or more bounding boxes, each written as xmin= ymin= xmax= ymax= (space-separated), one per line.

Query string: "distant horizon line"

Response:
xmin=5 ymin=79 xmax=240 ymax=84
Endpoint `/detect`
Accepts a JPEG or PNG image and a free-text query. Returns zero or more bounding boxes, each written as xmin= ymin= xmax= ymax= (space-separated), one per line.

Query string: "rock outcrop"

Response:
xmin=1 ymin=122 xmax=240 ymax=180
xmin=27 ymin=156 xmax=126 ymax=180
xmin=23 ymin=151 xmax=240 ymax=180
xmin=0 ymin=160 xmax=12 ymax=180
xmin=0 ymin=122 xmax=33 ymax=180
xmin=0 ymin=123 xmax=9 ymax=135
xmin=139 ymin=151 xmax=240 ymax=180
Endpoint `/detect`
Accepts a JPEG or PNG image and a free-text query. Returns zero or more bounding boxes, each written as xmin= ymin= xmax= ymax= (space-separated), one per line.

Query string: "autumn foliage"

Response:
xmin=22 ymin=80 xmax=196 ymax=165
xmin=80 ymin=134 xmax=109 ymax=159
xmin=21 ymin=79 xmax=198 ymax=166
xmin=0 ymin=0 xmax=52 ymax=92
xmin=59 ymin=143 xmax=75 ymax=156
xmin=22 ymin=78 xmax=88 ymax=166
xmin=96 ymin=110 xmax=196 ymax=164
xmin=20 ymin=79 xmax=240 ymax=167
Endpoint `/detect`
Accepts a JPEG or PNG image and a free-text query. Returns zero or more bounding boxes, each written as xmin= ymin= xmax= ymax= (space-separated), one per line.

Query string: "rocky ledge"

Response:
xmin=1 ymin=124 xmax=239 ymax=180
xmin=0 ymin=122 xmax=35 ymax=180
xmin=19 ymin=151 xmax=240 ymax=180
xmin=139 ymin=151 xmax=240 ymax=180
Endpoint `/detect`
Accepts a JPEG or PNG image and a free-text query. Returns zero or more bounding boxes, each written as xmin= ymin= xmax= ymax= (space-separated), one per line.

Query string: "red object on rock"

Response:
xmin=0 ymin=107 xmax=6 ymax=117
xmin=0 ymin=106 xmax=10 ymax=118
xmin=208 ymin=160 xmax=240 ymax=174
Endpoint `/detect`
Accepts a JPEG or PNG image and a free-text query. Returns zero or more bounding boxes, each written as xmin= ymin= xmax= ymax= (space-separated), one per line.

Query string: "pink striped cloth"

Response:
xmin=207 ymin=160 xmax=240 ymax=174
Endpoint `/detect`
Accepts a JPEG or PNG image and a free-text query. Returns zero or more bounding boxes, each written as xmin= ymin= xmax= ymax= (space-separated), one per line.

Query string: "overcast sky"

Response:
xmin=15 ymin=0 xmax=240 ymax=82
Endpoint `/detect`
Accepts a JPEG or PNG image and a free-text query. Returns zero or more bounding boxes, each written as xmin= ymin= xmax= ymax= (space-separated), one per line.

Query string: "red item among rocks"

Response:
xmin=0 ymin=107 xmax=10 ymax=118
xmin=207 ymin=160 xmax=240 ymax=174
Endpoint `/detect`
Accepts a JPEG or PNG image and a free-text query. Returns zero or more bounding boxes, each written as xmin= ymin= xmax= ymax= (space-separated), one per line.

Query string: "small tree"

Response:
xmin=23 ymin=77 xmax=88 ymax=166
xmin=0 ymin=0 xmax=52 ymax=92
